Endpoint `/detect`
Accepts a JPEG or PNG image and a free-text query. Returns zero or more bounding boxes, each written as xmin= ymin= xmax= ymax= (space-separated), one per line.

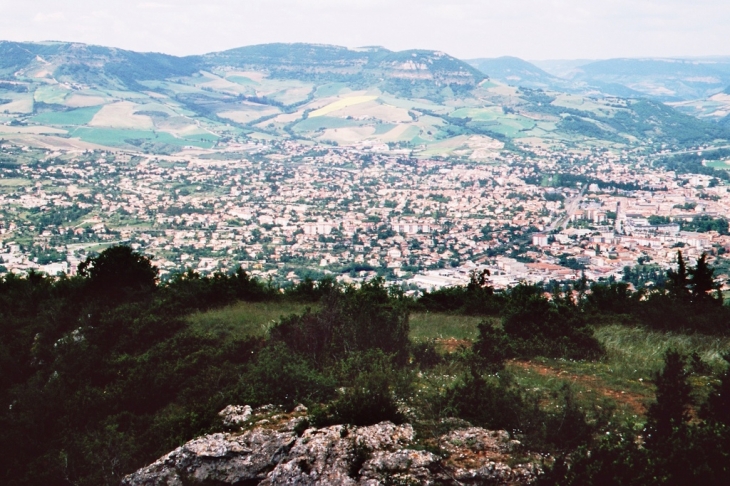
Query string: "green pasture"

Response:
xmin=226 ymin=75 xmax=260 ymax=86
xmin=409 ymin=312 xmax=484 ymax=342
xmin=68 ymin=127 xmax=216 ymax=148
xmin=31 ymin=106 xmax=102 ymax=126
xmin=705 ymin=160 xmax=730 ymax=170
xmin=186 ymin=300 xmax=314 ymax=340
xmin=408 ymin=314 xmax=730 ymax=420
xmin=0 ymin=177 xmax=31 ymax=186
xmin=34 ymin=85 xmax=69 ymax=104
xmin=373 ymin=123 xmax=397 ymax=135
xmin=293 ymin=116 xmax=365 ymax=132
xmin=449 ymin=107 xmax=503 ymax=122
xmin=181 ymin=298 xmax=730 ymax=423
xmin=314 ymin=83 xmax=349 ymax=98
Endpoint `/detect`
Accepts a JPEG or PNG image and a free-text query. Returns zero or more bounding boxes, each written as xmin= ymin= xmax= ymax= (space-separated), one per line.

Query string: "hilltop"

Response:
xmin=467 ymin=56 xmax=570 ymax=91
xmin=2 ymin=246 xmax=730 ymax=485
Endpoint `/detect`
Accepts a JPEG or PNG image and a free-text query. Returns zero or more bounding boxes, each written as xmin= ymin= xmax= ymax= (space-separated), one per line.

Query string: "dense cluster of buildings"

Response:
xmin=1 ymin=138 xmax=729 ymax=293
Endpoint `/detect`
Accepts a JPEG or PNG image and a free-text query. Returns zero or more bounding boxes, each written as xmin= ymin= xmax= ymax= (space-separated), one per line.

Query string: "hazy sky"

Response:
xmin=1 ymin=0 xmax=728 ymax=60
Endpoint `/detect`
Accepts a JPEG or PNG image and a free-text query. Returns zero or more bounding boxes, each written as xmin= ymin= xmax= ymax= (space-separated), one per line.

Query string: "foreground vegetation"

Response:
xmin=1 ymin=246 xmax=730 ymax=485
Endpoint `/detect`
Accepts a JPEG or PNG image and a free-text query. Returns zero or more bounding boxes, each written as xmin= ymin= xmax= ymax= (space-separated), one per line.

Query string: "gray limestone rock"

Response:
xmin=121 ymin=405 xmax=541 ymax=486
xmin=219 ymin=404 xmax=253 ymax=428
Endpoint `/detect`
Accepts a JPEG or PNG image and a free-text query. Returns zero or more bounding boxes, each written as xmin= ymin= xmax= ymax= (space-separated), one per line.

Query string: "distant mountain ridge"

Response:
xmin=207 ymin=43 xmax=484 ymax=80
xmin=1 ymin=39 xmax=728 ymax=153
xmin=568 ymin=57 xmax=730 ymax=100
xmin=0 ymin=41 xmax=200 ymax=89
xmin=0 ymin=41 xmax=486 ymax=96
xmin=469 ymin=55 xmax=730 ymax=101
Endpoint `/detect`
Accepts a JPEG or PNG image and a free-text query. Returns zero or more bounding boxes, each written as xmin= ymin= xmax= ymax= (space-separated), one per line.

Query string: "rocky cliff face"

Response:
xmin=122 ymin=404 xmax=542 ymax=486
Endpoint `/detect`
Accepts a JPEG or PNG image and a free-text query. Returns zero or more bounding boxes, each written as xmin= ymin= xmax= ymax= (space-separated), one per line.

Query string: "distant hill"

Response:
xmin=0 ymin=41 xmax=201 ymax=89
xmin=566 ymin=58 xmax=730 ymax=101
xmin=530 ymin=59 xmax=594 ymax=78
xmin=203 ymin=43 xmax=487 ymax=98
xmin=0 ymin=41 xmax=486 ymax=101
xmin=467 ymin=56 xmax=568 ymax=90
xmin=467 ymin=57 xmax=650 ymax=99
xmin=0 ymin=40 xmax=728 ymax=154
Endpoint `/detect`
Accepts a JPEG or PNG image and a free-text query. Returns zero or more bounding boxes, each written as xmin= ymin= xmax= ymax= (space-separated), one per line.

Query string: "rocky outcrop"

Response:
xmin=121 ymin=405 xmax=542 ymax=486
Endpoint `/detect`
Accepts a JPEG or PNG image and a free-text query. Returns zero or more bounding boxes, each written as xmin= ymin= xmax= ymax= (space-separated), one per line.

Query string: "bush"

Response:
xmin=410 ymin=340 xmax=443 ymax=369
xmin=417 ymin=270 xmax=503 ymax=316
xmin=313 ymin=351 xmax=408 ymax=427
xmin=440 ymin=369 xmax=594 ymax=450
xmin=237 ymin=343 xmax=335 ymax=408
xmin=468 ymin=285 xmax=605 ymax=365
xmin=440 ymin=370 xmax=526 ymax=432
xmin=540 ymin=349 xmax=730 ymax=486
xmin=271 ymin=278 xmax=410 ymax=365
xmin=284 ymin=276 xmax=336 ymax=303
xmin=471 ymin=322 xmax=509 ymax=372
xmin=77 ymin=245 xmax=158 ymax=303
xmin=702 ymin=353 xmax=730 ymax=426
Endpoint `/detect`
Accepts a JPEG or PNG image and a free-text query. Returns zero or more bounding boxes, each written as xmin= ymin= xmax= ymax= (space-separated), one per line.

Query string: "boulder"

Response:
xmin=121 ymin=405 xmax=541 ymax=486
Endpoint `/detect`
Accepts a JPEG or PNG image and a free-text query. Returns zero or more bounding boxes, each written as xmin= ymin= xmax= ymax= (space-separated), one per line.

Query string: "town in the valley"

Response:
xmin=2 ymin=136 xmax=729 ymax=294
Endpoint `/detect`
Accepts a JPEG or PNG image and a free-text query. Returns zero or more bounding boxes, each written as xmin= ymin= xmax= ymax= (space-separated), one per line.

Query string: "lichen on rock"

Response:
xmin=121 ymin=404 xmax=542 ymax=486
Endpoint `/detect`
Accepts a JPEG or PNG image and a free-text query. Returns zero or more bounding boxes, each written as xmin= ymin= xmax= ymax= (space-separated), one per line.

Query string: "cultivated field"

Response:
xmin=309 ymin=95 xmax=380 ymax=117
xmin=34 ymin=85 xmax=69 ymax=105
xmin=32 ymin=106 xmax=102 ymax=126
xmin=89 ymin=101 xmax=155 ymax=129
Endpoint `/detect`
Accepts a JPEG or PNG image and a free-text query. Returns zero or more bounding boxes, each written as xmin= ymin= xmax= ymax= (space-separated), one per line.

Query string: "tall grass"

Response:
xmin=596 ymin=324 xmax=730 ymax=376
xmin=409 ymin=312 xmax=485 ymax=342
xmin=186 ymin=301 xmax=313 ymax=339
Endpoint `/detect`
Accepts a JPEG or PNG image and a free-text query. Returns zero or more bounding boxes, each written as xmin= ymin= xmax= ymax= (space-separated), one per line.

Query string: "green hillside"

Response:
xmin=1 ymin=41 xmax=729 ymax=155
xmin=467 ymin=56 xmax=568 ymax=90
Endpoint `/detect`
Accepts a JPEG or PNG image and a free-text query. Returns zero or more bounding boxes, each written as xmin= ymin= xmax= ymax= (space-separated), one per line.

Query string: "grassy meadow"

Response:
xmin=189 ymin=302 xmax=730 ymax=425
xmin=31 ymin=106 xmax=102 ymax=126
xmin=186 ymin=300 xmax=314 ymax=340
xmin=68 ymin=127 xmax=217 ymax=148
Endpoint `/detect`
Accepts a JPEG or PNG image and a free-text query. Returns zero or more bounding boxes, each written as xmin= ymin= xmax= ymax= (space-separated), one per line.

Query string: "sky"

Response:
xmin=1 ymin=0 xmax=729 ymax=60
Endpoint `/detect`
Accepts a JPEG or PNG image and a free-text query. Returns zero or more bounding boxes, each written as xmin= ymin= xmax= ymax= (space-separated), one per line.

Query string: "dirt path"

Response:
xmin=435 ymin=338 xmax=472 ymax=353
xmin=508 ymin=360 xmax=652 ymax=416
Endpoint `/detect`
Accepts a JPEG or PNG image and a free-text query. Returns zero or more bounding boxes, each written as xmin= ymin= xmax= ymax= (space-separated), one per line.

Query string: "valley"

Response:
xmin=2 ymin=38 xmax=730 ymax=486
xmin=3 ymin=42 xmax=730 ymax=293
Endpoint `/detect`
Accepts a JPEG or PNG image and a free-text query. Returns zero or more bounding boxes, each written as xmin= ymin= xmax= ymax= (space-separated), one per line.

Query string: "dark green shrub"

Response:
xmin=417 ymin=270 xmax=503 ymax=315
xmin=538 ymin=383 xmax=596 ymax=451
xmin=471 ymin=322 xmax=509 ymax=372
xmin=644 ymin=349 xmax=692 ymax=447
xmin=411 ymin=340 xmax=443 ymax=369
xmin=271 ymin=278 xmax=410 ymax=366
xmin=324 ymin=370 xmax=405 ymax=427
xmin=441 ymin=369 xmax=595 ymax=451
xmin=536 ymin=429 xmax=647 ymax=486
xmin=284 ymin=276 xmax=336 ymax=303
xmin=585 ymin=281 xmax=636 ymax=315
xmin=702 ymin=353 xmax=730 ymax=426
xmin=237 ymin=343 xmax=335 ymax=408
xmin=313 ymin=351 xmax=408 ymax=427
xmin=77 ymin=245 xmax=158 ymax=303
xmin=501 ymin=284 xmax=604 ymax=360
xmin=440 ymin=371 xmax=526 ymax=433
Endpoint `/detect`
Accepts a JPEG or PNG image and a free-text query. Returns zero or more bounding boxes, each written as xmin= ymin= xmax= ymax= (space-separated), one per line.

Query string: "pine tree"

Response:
xmin=645 ymin=349 xmax=692 ymax=445
xmin=666 ymin=250 xmax=690 ymax=301
xmin=688 ymin=253 xmax=719 ymax=304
